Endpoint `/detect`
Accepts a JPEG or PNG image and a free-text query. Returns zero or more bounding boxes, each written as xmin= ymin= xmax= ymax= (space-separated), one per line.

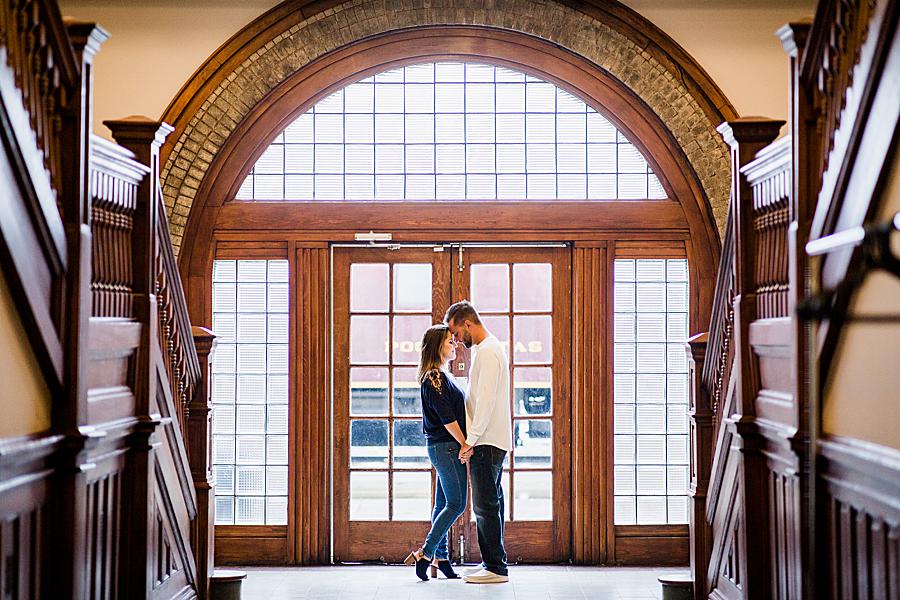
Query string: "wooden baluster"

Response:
xmin=686 ymin=333 xmax=711 ymax=599
xmin=190 ymin=326 xmax=217 ymax=600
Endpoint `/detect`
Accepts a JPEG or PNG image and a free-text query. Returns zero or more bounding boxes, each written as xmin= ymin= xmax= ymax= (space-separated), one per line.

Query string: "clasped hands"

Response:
xmin=458 ymin=443 xmax=474 ymax=464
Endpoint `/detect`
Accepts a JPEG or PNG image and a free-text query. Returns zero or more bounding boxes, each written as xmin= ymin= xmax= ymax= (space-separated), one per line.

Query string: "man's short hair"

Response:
xmin=445 ymin=300 xmax=482 ymax=326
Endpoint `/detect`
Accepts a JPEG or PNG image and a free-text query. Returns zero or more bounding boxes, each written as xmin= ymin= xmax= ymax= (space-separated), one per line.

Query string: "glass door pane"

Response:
xmin=453 ymin=247 xmax=570 ymax=563
xmin=333 ymin=247 xmax=450 ymax=562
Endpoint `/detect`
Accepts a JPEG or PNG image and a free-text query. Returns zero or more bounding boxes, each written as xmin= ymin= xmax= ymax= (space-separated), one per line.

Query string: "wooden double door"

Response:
xmin=333 ymin=245 xmax=571 ymax=563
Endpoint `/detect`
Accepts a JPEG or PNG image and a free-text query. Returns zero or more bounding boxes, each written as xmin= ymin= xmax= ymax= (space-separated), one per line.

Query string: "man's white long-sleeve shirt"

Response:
xmin=464 ymin=334 xmax=512 ymax=451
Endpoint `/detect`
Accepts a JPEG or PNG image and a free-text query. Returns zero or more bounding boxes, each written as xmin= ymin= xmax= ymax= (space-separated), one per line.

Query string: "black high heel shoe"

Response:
xmin=404 ymin=549 xmax=431 ymax=581
xmin=431 ymin=559 xmax=459 ymax=579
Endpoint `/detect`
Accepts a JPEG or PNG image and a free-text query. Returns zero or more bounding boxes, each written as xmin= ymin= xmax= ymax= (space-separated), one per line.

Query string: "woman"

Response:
xmin=404 ymin=324 xmax=468 ymax=581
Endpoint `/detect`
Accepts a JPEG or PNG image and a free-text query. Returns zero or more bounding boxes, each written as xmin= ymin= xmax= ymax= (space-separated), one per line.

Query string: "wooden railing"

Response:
xmin=744 ymin=136 xmax=793 ymax=320
xmin=0 ymin=3 xmax=213 ymax=596
xmin=692 ymin=1 xmax=897 ymax=596
xmin=104 ymin=116 xmax=213 ymax=599
xmin=89 ymin=136 xmax=147 ymax=317
xmin=0 ymin=0 xmax=83 ymax=389
xmin=798 ymin=1 xmax=900 ymax=597
xmin=801 ymin=0 xmax=878 ymax=186
xmin=690 ymin=118 xmax=789 ymax=599
xmin=700 ymin=214 xmax=734 ymax=424
xmin=155 ymin=179 xmax=202 ymax=434
xmin=0 ymin=0 xmax=78 ymax=204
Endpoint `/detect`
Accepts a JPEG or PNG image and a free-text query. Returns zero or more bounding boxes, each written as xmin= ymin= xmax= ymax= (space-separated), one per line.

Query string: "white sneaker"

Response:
xmin=461 ymin=564 xmax=485 ymax=576
xmin=463 ymin=568 xmax=509 ymax=584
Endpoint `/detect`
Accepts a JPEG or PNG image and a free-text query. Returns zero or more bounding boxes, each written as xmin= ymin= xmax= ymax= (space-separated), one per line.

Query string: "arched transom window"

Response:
xmin=236 ymin=62 xmax=666 ymax=201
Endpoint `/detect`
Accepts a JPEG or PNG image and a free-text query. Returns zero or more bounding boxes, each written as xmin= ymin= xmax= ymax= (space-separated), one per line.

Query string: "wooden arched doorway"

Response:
xmin=178 ymin=27 xmax=721 ymax=566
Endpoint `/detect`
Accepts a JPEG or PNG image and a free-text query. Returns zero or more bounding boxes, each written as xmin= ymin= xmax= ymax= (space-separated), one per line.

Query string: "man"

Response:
xmin=445 ymin=300 xmax=511 ymax=584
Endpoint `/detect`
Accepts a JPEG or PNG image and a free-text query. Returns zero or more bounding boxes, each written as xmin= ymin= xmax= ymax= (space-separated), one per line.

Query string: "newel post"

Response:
xmin=686 ymin=333 xmax=711 ymax=599
xmin=716 ymin=118 xmax=784 ymax=596
xmin=52 ymin=21 xmax=108 ymax=600
xmin=103 ymin=116 xmax=172 ymax=598
xmin=716 ymin=118 xmax=784 ymax=424
xmin=190 ymin=326 xmax=217 ymax=600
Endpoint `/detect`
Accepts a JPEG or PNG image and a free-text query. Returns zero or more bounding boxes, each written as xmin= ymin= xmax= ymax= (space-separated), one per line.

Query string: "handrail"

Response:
xmin=800 ymin=0 xmax=877 ymax=197
xmin=155 ymin=180 xmax=202 ymax=433
xmin=701 ymin=211 xmax=735 ymax=422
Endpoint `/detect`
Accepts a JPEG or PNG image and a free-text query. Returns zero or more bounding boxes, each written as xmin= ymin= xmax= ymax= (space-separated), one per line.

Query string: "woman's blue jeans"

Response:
xmin=422 ymin=440 xmax=468 ymax=560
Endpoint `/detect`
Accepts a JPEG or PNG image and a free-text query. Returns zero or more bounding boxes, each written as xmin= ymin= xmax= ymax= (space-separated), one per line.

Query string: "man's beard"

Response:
xmin=462 ymin=332 xmax=474 ymax=348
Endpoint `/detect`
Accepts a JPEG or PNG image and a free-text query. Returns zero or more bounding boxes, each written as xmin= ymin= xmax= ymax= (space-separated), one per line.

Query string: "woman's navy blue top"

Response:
xmin=420 ymin=371 xmax=466 ymax=445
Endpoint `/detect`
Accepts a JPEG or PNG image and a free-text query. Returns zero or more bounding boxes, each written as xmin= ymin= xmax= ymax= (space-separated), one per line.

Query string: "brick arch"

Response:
xmin=161 ymin=0 xmax=736 ymax=258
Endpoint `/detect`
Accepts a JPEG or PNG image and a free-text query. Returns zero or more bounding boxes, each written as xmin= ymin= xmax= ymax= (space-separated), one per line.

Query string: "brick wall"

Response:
xmin=161 ymin=0 xmax=731 ymax=255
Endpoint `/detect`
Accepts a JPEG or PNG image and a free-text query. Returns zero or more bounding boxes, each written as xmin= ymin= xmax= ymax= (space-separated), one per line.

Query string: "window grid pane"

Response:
xmin=348 ymin=262 xmax=433 ymax=522
xmin=613 ymin=258 xmax=689 ymax=525
xmin=211 ymin=259 xmax=290 ymax=525
xmin=236 ymin=62 xmax=664 ymax=201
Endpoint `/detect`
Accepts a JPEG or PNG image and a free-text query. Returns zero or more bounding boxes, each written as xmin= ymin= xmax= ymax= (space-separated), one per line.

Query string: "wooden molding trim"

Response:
xmin=572 ymin=246 xmax=608 ymax=564
xmin=0 ymin=432 xmax=63 ymax=473
xmin=818 ymin=434 xmax=900 ymax=598
xmin=819 ymin=435 xmax=900 ymax=505
xmin=293 ymin=246 xmax=330 ymax=564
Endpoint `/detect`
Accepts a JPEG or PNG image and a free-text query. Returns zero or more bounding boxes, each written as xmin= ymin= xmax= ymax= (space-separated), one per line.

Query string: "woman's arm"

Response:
xmin=442 ymin=420 xmax=467 ymax=447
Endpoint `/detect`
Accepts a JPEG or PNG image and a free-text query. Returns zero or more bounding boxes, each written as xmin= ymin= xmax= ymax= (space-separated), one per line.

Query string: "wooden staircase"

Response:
xmin=688 ymin=1 xmax=900 ymax=598
xmin=0 ymin=2 xmax=214 ymax=598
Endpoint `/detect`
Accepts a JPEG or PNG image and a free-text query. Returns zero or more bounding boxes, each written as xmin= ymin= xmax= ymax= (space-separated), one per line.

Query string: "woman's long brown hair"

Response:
xmin=417 ymin=324 xmax=450 ymax=391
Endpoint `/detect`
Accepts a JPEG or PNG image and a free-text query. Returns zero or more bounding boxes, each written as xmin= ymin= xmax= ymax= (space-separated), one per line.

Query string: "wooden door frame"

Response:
xmin=448 ymin=245 xmax=573 ymax=563
xmin=331 ymin=246 xmax=452 ymax=562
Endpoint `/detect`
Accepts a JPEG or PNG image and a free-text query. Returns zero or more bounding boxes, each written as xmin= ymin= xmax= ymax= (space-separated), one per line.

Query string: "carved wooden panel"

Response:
xmin=743 ymin=137 xmax=792 ymax=320
xmin=89 ymin=139 xmax=145 ymax=319
xmin=819 ymin=437 xmax=900 ymax=600
xmin=85 ymin=470 xmax=122 ymax=600
xmin=571 ymin=245 xmax=608 ymax=564
xmin=767 ymin=465 xmax=803 ymax=599
xmin=0 ymin=502 xmax=45 ymax=599
xmin=294 ymin=246 xmax=329 ymax=564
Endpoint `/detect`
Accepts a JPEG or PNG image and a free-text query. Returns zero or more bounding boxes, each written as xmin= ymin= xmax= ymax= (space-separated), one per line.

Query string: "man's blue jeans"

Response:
xmin=422 ymin=440 xmax=468 ymax=560
xmin=469 ymin=444 xmax=508 ymax=576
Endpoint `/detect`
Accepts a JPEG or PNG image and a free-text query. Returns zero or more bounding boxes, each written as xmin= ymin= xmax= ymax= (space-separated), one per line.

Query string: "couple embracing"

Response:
xmin=405 ymin=301 xmax=510 ymax=584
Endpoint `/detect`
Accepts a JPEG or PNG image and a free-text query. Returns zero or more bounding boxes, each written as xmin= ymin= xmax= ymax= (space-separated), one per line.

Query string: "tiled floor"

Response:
xmin=237 ymin=565 xmax=689 ymax=599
